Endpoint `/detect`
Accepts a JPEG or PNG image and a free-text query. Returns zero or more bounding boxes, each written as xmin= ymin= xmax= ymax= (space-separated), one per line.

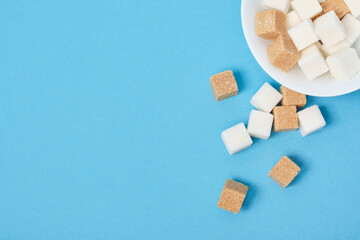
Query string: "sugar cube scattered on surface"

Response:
xmin=280 ymin=86 xmax=307 ymax=108
xmin=268 ymin=156 xmax=300 ymax=188
xmin=221 ymin=123 xmax=253 ymax=155
xmin=250 ymin=82 xmax=283 ymax=113
xmin=273 ymin=106 xmax=299 ymax=132
xmin=341 ymin=14 xmax=360 ymax=45
xmin=314 ymin=11 xmax=346 ymax=47
xmin=267 ymin=35 xmax=301 ymax=72
xmin=288 ymin=20 xmax=319 ymax=51
xmin=247 ymin=110 xmax=274 ymax=140
xmin=343 ymin=0 xmax=360 ymax=18
xmin=326 ymin=47 xmax=360 ymax=80
xmin=256 ymin=9 xmax=287 ymax=40
xmin=264 ymin=0 xmax=291 ymax=13
xmin=210 ymin=70 xmax=238 ymax=101
xmin=217 ymin=179 xmax=248 ymax=214
xmin=298 ymin=44 xmax=329 ymax=80
xmin=321 ymin=0 xmax=350 ymax=19
xmin=297 ymin=105 xmax=326 ymax=137
xmin=286 ymin=11 xmax=302 ymax=29
xmin=291 ymin=0 xmax=322 ymax=20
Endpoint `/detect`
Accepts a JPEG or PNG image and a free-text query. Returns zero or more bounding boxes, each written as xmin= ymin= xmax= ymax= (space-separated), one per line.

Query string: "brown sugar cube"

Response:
xmin=267 ymin=35 xmax=301 ymax=72
xmin=321 ymin=0 xmax=350 ymax=19
xmin=210 ymin=70 xmax=238 ymax=101
xmin=268 ymin=156 xmax=300 ymax=188
xmin=256 ymin=9 xmax=287 ymax=40
xmin=273 ymin=106 xmax=298 ymax=132
xmin=217 ymin=179 xmax=248 ymax=214
xmin=280 ymin=86 xmax=307 ymax=108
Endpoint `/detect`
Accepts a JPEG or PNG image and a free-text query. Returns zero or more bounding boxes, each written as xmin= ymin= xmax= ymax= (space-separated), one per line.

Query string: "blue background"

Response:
xmin=1 ymin=0 xmax=360 ymax=239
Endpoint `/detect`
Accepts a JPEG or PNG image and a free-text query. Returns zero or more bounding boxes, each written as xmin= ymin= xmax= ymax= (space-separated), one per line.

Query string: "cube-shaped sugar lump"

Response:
xmin=314 ymin=11 xmax=346 ymax=47
xmin=247 ymin=110 xmax=274 ymax=140
xmin=288 ymin=20 xmax=319 ymax=51
xmin=297 ymin=105 xmax=326 ymax=137
xmin=250 ymin=82 xmax=283 ymax=113
xmin=273 ymin=106 xmax=298 ymax=132
xmin=298 ymin=44 xmax=329 ymax=80
xmin=280 ymin=86 xmax=307 ymax=108
xmin=210 ymin=70 xmax=238 ymax=101
xmin=217 ymin=179 xmax=248 ymax=214
xmin=268 ymin=156 xmax=300 ymax=188
xmin=291 ymin=0 xmax=322 ymax=20
xmin=286 ymin=11 xmax=302 ymax=29
xmin=319 ymin=40 xmax=351 ymax=56
xmin=344 ymin=0 xmax=360 ymax=17
xmin=319 ymin=13 xmax=360 ymax=56
xmin=264 ymin=0 xmax=291 ymax=13
xmin=221 ymin=123 xmax=253 ymax=155
xmin=256 ymin=9 xmax=287 ymax=40
xmin=268 ymin=35 xmax=301 ymax=72
xmin=342 ymin=14 xmax=360 ymax=45
xmin=326 ymin=48 xmax=360 ymax=80
xmin=321 ymin=0 xmax=350 ymax=19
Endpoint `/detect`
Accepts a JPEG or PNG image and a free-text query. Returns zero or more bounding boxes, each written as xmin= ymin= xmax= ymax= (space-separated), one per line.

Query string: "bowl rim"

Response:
xmin=241 ymin=0 xmax=360 ymax=97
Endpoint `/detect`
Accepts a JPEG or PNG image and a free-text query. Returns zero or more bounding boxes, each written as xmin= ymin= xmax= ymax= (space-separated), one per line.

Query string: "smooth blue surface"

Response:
xmin=0 ymin=1 xmax=360 ymax=239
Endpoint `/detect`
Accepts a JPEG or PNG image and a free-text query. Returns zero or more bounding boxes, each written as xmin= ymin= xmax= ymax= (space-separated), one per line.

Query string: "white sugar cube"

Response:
xmin=291 ymin=0 xmax=322 ymax=20
xmin=250 ymin=82 xmax=283 ymax=113
xmin=299 ymin=44 xmax=329 ymax=80
xmin=344 ymin=0 xmax=360 ymax=18
xmin=326 ymin=48 xmax=360 ymax=80
xmin=319 ymin=40 xmax=351 ymax=57
xmin=288 ymin=20 xmax=319 ymax=51
xmin=342 ymin=14 xmax=360 ymax=45
xmin=321 ymin=14 xmax=360 ymax=56
xmin=221 ymin=123 xmax=253 ymax=155
xmin=314 ymin=11 xmax=346 ymax=47
xmin=264 ymin=0 xmax=291 ymax=13
xmin=297 ymin=105 xmax=326 ymax=137
xmin=286 ymin=11 xmax=302 ymax=29
xmin=247 ymin=110 xmax=274 ymax=140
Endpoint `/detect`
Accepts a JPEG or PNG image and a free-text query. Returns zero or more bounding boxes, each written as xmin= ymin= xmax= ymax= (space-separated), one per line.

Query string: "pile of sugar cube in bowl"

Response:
xmin=212 ymin=0 xmax=360 ymax=214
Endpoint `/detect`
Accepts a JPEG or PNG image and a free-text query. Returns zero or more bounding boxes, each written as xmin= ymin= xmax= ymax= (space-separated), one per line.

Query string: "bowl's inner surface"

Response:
xmin=241 ymin=0 xmax=360 ymax=97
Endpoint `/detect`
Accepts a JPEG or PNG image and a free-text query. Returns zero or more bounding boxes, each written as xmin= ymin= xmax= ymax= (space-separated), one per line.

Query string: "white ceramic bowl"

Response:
xmin=241 ymin=0 xmax=360 ymax=97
